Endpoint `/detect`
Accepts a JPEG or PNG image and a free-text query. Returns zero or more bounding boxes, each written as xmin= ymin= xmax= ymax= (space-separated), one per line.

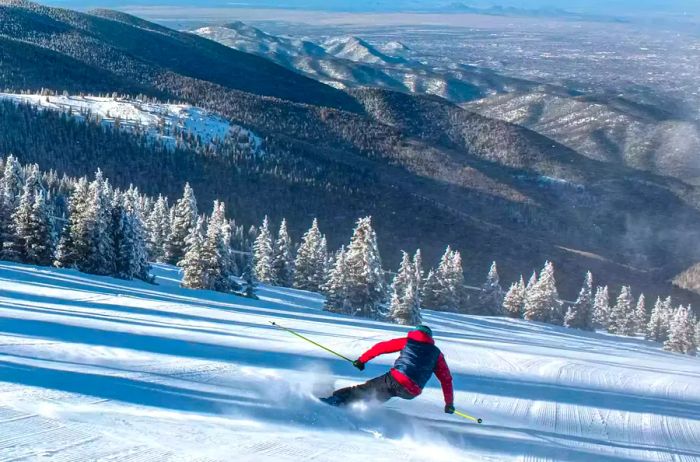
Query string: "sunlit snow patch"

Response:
xmin=0 ymin=93 xmax=262 ymax=153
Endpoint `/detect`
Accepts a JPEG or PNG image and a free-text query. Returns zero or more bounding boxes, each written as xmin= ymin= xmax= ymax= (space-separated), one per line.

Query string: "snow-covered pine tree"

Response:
xmin=252 ymin=215 xmax=275 ymax=284
xmin=390 ymin=252 xmax=412 ymax=302
xmin=179 ymin=216 xmax=208 ymax=289
xmin=165 ymin=183 xmax=198 ymax=265
xmin=113 ymin=187 xmax=151 ymax=281
xmin=146 ymin=195 xmax=169 ymax=263
xmin=413 ymin=249 xmax=423 ymax=294
xmin=242 ymin=258 xmax=258 ymax=299
xmin=324 ymin=246 xmax=348 ymax=313
xmin=80 ymin=171 xmax=115 ymax=276
xmin=55 ymin=177 xmax=90 ymax=269
xmin=646 ymin=297 xmax=669 ymax=342
xmin=664 ymin=305 xmax=697 ymax=355
xmin=421 ymin=269 xmax=441 ymax=309
xmin=695 ymin=320 xmax=700 ymax=352
xmin=634 ymin=294 xmax=647 ymax=334
xmin=272 ymin=219 xmax=294 ymax=287
xmin=391 ymin=279 xmax=421 ymax=326
xmin=476 ymin=261 xmax=505 ymax=316
xmin=609 ymin=286 xmax=636 ymax=336
xmin=4 ymin=165 xmax=40 ymax=262
xmin=526 ymin=271 xmax=538 ymax=293
xmin=564 ymin=271 xmax=595 ymax=330
xmin=23 ymin=191 xmax=55 ymax=266
xmin=293 ymin=219 xmax=327 ymax=292
xmin=592 ymin=286 xmax=610 ymax=329
xmin=343 ymin=216 xmax=386 ymax=318
xmin=660 ymin=296 xmax=674 ymax=339
xmin=0 ymin=155 xmax=23 ymax=251
xmin=502 ymin=276 xmax=526 ymax=318
xmin=524 ymin=261 xmax=561 ymax=324
xmin=216 ymin=204 xmax=240 ymax=292
xmin=389 ymin=251 xmax=422 ymax=325
xmin=202 ymin=201 xmax=237 ymax=292
xmin=427 ymin=246 xmax=465 ymax=312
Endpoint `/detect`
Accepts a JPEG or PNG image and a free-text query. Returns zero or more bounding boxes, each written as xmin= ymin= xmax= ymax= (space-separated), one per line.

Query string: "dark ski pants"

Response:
xmin=331 ymin=372 xmax=416 ymax=406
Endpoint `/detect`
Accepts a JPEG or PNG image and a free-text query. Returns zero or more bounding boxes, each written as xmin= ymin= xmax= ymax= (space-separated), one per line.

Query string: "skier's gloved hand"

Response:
xmin=444 ymin=404 xmax=455 ymax=414
xmin=352 ymin=359 xmax=365 ymax=371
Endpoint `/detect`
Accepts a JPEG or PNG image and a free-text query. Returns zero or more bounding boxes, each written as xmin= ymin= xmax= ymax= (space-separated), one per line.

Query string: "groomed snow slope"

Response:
xmin=0 ymin=262 xmax=699 ymax=461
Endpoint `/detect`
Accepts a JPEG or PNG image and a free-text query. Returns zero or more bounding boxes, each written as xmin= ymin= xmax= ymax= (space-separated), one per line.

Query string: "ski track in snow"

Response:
xmin=0 ymin=262 xmax=699 ymax=461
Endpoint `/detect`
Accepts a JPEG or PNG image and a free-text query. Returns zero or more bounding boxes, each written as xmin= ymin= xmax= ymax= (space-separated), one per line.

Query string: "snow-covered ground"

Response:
xmin=0 ymin=261 xmax=698 ymax=461
xmin=0 ymin=94 xmax=262 ymax=152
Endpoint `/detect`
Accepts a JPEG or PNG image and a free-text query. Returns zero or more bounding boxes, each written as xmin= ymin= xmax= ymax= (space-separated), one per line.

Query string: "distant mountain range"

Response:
xmin=194 ymin=22 xmax=543 ymax=104
xmin=1 ymin=0 xmax=699 ymax=305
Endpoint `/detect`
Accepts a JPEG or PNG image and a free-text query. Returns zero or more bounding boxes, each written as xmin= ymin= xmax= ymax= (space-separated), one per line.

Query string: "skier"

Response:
xmin=321 ymin=325 xmax=455 ymax=414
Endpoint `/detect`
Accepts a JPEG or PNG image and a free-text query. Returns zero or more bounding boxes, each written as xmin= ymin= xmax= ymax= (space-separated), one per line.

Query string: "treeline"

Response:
xmin=251 ymin=213 xmax=698 ymax=355
xmin=0 ymin=155 xmax=255 ymax=291
xmin=1 ymin=154 xmax=696 ymax=355
xmin=249 ymin=213 xmax=508 ymax=325
xmin=502 ymin=266 xmax=699 ymax=356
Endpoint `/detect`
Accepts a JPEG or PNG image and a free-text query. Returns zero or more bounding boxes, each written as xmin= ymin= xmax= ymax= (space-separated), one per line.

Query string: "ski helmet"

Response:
xmin=415 ymin=325 xmax=433 ymax=337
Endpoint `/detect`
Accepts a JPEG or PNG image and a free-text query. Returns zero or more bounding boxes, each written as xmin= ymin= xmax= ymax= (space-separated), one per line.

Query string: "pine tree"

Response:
xmin=342 ymin=216 xmax=386 ymax=318
xmin=201 ymin=201 xmax=237 ymax=292
xmin=215 ymin=204 xmax=240 ymax=292
xmin=609 ymin=286 xmax=636 ymax=336
xmin=526 ymin=271 xmax=538 ymax=293
xmin=293 ymin=219 xmax=327 ymax=292
xmin=55 ymin=177 xmax=90 ymax=269
xmin=324 ymin=246 xmax=348 ymax=313
xmin=165 ymin=183 xmax=197 ymax=265
xmin=421 ymin=269 xmax=441 ymax=309
xmin=647 ymin=297 xmax=669 ymax=342
xmin=146 ymin=195 xmax=169 ymax=263
xmin=4 ymin=166 xmax=39 ymax=262
xmin=179 ymin=217 xmax=207 ymax=289
xmin=524 ymin=261 xmax=561 ymax=324
xmin=664 ymin=306 xmax=697 ymax=355
xmin=272 ymin=219 xmax=294 ymax=287
xmin=413 ymin=249 xmax=423 ymax=294
xmin=476 ymin=261 xmax=505 ymax=316
xmin=113 ymin=187 xmax=151 ymax=281
xmin=660 ymin=296 xmax=674 ymax=339
xmin=80 ymin=171 xmax=115 ymax=276
xmin=564 ymin=272 xmax=594 ymax=330
xmin=241 ymin=258 xmax=258 ymax=299
xmin=634 ymin=294 xmax=647 ymax=334
xmin=391 ymin=279 xmax=421 ymax=326
xmin=0 ymin=155 xmax=23 ymax=251
xmin=252 ymin=216 xmax=275 ymax=284
xmin=389 ymin=251 xmax=422 ymax=325
xmin=23 ymin=191 xmax=55 ymax=266
xmin=426 ymin=247 xmax=466 ymax=312
xmin=592 ymin=286 xmax=610 ymax=329
xmin=503 ymin=276 xmax=526 ymax=318
xmin=391 ymin=252 xmax=413 ymax=304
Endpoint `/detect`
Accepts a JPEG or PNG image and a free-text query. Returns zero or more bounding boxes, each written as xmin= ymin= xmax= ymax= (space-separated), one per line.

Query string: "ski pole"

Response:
xmin=269 ymin=321 xmax=354 ymax=363
xmin=454 ymin=410 xmax=483 ymax=424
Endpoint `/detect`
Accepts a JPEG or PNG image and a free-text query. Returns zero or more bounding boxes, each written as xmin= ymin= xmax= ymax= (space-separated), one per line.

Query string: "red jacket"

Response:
xmin=359 ymin=330 xmax=454 ymax=405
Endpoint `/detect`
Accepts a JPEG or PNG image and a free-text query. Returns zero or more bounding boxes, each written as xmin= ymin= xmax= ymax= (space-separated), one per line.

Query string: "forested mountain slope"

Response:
xmin=1 ymin=0 xmax=699 ymax=306
xmin=465 ymin=90 xmax=700 ymax=185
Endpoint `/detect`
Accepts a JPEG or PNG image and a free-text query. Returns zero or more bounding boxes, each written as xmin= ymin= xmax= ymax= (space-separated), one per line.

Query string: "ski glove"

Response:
xmin=444 ymin=404 xmax=455 ymax=414
xmin=352 ymin=359 xmax=365 ymax=371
